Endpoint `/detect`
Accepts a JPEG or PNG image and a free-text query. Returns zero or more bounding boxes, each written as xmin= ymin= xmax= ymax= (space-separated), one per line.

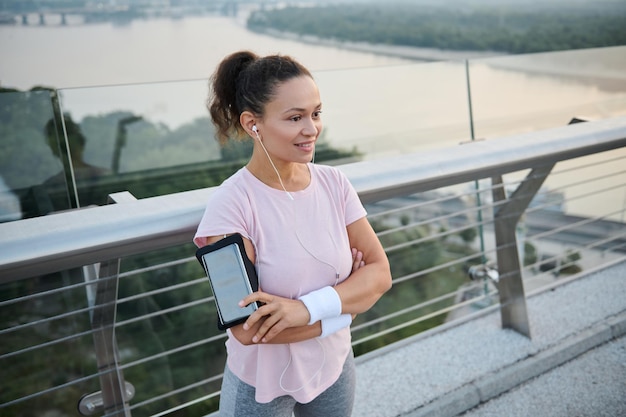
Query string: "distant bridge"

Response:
xmin=8 ymin=1 xmax=277 ymax=26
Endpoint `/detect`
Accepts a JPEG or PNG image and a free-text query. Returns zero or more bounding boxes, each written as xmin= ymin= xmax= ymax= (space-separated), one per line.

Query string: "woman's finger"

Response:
xmin=257 ymin=310 xmax=292 ymax=343
xmin=239 ymin=291 xmax=273 ymax=330
xmin=246 ymin=297 xmax=311 ymax=343
xmin=352 ymin=248 xmax=364 ymax=272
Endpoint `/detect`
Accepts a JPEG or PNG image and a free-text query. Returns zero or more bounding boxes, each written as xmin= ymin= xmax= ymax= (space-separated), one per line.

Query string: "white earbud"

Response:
xmin=252 ymin=125 xmax=261 ymax=140
xmin=252 ymin=125 xmax=258 ymax=133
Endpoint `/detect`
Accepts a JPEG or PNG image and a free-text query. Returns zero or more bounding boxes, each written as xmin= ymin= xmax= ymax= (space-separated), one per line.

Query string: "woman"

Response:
xmin=194 ymin=50 xmax=392 ymax=416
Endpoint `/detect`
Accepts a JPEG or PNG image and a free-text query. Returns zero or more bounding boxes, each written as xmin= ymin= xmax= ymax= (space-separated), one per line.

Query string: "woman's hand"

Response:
xmin=350 ymin=247 xmax=364 ymax=321
xmin=238 ymin=291 xmax=311 ymax=344
xmin=335 ymin=218 xmax=392 ymax=315
xmin=352 ymin=247 xmax=365 ymax=272
xmin=237 ymin=248 xmax=365 ymax=344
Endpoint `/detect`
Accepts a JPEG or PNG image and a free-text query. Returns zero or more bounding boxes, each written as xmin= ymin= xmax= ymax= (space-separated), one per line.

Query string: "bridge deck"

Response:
xmin=353 ymin=259 xmax=626 ymax=417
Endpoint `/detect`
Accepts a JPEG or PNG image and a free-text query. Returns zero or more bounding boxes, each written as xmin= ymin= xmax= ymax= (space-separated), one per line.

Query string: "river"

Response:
xmin=2 ymin=13 xmax=624 ymax=141
xmin=1 ymin=12 xmax=625 ymax=219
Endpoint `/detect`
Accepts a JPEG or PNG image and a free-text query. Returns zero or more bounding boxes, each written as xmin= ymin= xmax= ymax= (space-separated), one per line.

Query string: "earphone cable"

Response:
xmin=255 ymin=131 xmax=294 ymax=200
xmin=254 ymin=129 xmax=338 ymax=392
xmin=279 ymin=340 xmax=326 ymax=393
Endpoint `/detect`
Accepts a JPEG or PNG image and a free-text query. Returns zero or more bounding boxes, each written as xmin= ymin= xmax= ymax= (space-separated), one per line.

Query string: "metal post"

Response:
xmin=491 ymin=163 xmax=555 ymax=338
xmin=84 ymin=259 xmax=132 ymax=416
xmin=466 ymin=60 xmax=489 ymax=295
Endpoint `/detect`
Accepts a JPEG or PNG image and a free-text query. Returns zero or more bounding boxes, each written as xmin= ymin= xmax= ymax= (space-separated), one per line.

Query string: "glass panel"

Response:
xmin=468 ymin=46 xmax=626 ymax=139
xmin=354 ymin=185 xmax=487 ymax=354
xmin=0 ymin=88 xmax=73 ymax=220
xmin=0 ymin=269 xmax=99 ymax=416
xmin=315 ymin=61 xmax=472 ymax=160
xmin=116 ymin=243 xmax=224 ymax=416
xmin=57 ymin=80 xmax=230 ymax=204
xmin=55 ymin=62 xmax=474 ymax=209
xmin=468 ymin=46 xmax=626 ymax=226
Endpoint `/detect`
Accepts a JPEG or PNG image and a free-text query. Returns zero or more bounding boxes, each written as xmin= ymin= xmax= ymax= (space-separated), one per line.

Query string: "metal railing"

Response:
xmin=1 ymin=116 xmax=625 ymax=416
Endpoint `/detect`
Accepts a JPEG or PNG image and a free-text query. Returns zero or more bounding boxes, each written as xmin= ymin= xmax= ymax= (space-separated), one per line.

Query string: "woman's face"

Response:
xmin=257 ymin=75 xmax=322 ymax=165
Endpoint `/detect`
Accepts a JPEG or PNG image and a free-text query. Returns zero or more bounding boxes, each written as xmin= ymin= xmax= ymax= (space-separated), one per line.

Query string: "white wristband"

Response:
xmin=298 ymin=286 xmax=342 ymax=325
xmin=320 ymin=314 xmax=352 ymax=338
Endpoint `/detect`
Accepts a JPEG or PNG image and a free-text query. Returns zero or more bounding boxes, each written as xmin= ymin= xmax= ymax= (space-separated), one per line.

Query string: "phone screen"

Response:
xmin=201 ymin=243 xmax=257 ymax=324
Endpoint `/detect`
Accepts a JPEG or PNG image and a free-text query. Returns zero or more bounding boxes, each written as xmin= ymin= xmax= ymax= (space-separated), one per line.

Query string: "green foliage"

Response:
xmin=560 ymin=249 xmax=583 ymax=275
xmin=524 ymin=241 xmax=538 ymax=266
xmin=0 ymin=269 xmax=101 ymax=417
xmin=0 ymin=87 xmax=61 ymax=190
xmin=353 ymin=217 xmax=477 ymax=356
xmin=248 ymin=3 xmax=626 ymax=54
xmin=459 ymin=227 xmax=478 ymax=244
xmin=565 ymin=249 xmax=581 ymax=263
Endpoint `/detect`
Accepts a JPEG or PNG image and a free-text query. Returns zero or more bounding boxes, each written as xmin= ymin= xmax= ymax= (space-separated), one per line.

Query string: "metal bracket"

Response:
xmin=491 ymin=163 xmax=555 ymax=339
xmin=78 ymin=381 xmax=135 ymax=416
xmin=468 ymin=263 xmax=500 ymax=285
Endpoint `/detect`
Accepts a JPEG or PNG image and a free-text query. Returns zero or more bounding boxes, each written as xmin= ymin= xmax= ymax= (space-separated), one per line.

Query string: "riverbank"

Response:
xmin=255 ymin=27 xmax=626 ymax=91
xmin=258 ymin=28 xmax=504 ymax=63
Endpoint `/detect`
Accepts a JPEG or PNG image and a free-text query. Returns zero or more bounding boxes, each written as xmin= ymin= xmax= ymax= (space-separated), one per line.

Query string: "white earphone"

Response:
xmin=252 ymin=125 xmax=262 ymax=141
xmin=251 ymin=123 xmax=293 ymax=201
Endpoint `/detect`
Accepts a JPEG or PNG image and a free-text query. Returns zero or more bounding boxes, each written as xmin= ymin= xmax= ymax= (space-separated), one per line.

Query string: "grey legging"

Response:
xmin=218 ymin=351 xmax=356 ymax=417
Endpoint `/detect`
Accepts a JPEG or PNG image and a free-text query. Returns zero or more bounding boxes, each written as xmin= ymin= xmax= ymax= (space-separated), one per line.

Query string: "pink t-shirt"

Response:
xmin=194 ymin=163 xmax=366 ymax=403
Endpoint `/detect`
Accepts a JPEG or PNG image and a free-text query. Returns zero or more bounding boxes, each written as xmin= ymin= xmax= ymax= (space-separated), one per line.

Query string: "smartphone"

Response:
xmin=196 ymin=234 xmax=259 ymax=330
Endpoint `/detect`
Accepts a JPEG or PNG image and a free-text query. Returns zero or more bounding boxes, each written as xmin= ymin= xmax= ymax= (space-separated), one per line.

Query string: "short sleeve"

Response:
xmin=193 ymin=181 xmax=250 ymax=248
xmin=339 ymin=169 xmax=367 ymax=226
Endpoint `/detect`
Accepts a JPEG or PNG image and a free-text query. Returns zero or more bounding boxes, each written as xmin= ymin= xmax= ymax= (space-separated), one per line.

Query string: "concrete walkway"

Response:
xmin=459 ymin=335 xmax=626 ymax=417
xmin=353 ymin=259 xmax=626 ymax=417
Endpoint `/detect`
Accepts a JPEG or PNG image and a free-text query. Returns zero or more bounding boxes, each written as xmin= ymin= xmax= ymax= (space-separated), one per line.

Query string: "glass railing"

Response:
xmin=1 ymin=47 xmax=625 ymax=417
xmin=469 ymin=46 xmax=626 ymax=224
xmin=2 ymin=47 xmax=624 ymax=222
xmin=0 ymin=88 xmax=70 ymax=219
xmin=470 ymin=45 xmax=626 ymax=140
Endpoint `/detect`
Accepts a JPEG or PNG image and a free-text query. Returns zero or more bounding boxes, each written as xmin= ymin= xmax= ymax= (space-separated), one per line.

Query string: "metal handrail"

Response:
xmin=1 ymin=116 xmax=625 ymax=282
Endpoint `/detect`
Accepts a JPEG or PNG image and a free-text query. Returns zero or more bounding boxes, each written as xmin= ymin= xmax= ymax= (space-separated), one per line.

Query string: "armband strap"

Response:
xmin=320 ymin=314 xmax=352 ymax=338
xmin=298 ymin=286 xmax=342 ymax=325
